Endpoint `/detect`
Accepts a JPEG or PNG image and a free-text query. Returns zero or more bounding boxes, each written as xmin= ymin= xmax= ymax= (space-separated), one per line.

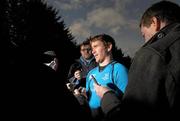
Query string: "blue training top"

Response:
xmin=86 ymin=61 xmax=128 ymax=109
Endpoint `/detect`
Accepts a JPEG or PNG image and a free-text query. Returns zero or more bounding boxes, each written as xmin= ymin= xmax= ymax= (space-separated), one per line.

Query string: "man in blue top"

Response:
xmin=86 ymin=34 xmax=128 ymax=119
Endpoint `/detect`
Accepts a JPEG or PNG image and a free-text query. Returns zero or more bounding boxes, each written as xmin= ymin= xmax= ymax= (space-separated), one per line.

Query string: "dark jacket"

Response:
xmin=68 ymin=56 xmax=97 ymax=89
xmin=1 ymin=62 xmax=87 ymax=120
xmin=100 ymin=23 xmax=180 ymax=120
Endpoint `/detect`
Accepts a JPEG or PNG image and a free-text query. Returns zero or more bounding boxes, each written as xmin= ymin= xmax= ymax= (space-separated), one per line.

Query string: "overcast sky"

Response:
xmin=44 ymin=0 xmax=180 ymax=57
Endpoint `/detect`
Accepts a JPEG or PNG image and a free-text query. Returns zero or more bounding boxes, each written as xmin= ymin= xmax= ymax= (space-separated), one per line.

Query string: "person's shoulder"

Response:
xmin=70 ymin=60 xmax=82 ymax=68
xmin=88 ymin=66 xmax=98 ymax=74
xmin=113 ymin=62 xmax=127 ymax=70
xmin=86 ymin=66 xmax=98 ymax=79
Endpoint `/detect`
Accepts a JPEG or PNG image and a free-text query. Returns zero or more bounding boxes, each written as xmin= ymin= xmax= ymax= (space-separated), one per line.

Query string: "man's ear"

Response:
xmin=151 ymin=16 xmax=161 ymax=31
xmin=107 ymin=43 xmax=112 ymax=52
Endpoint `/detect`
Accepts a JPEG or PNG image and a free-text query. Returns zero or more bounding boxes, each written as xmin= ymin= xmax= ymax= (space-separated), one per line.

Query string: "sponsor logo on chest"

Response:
xmin=102 ymin=73 xmax=109 ymax=81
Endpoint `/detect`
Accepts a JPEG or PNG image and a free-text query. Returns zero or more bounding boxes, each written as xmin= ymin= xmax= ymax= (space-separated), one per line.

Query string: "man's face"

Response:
xmin=91 ymin=40 xmax=108 ymax=63
xmin=140 ymin=24 xmax=157 ymax=42
xmin=80 ymin=45 xmax=92 ymax=60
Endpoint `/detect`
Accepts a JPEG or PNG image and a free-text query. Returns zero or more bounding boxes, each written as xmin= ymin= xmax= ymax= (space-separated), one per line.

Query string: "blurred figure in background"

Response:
xmin=67 ymin=38 xmax=97 ymax=92
xmin=1 ymin=0 xmax=90 ymax=120
xmin=43 ymin=50 xmax=59 ymax=71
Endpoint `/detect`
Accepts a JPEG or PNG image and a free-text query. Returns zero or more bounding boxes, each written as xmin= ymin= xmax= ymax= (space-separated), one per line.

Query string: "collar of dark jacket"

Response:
xmin=143 ymin=22 xmax=180 ymax=47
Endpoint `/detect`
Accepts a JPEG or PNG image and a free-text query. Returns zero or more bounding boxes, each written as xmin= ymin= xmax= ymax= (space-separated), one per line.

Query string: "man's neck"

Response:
xmin=99 ymin=56 xmax=113 ymax=67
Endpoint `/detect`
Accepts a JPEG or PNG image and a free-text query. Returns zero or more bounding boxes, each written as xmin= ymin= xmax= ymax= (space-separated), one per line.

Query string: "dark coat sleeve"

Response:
xmin=101 ymin=91 xmax=122 ymax=120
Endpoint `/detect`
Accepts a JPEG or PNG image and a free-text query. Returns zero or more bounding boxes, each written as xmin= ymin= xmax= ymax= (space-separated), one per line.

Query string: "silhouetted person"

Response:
xmin=43 ymin=50 xmax=59 ymax=71
xmin=1 ymin=0 xmax=91 ymax=120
